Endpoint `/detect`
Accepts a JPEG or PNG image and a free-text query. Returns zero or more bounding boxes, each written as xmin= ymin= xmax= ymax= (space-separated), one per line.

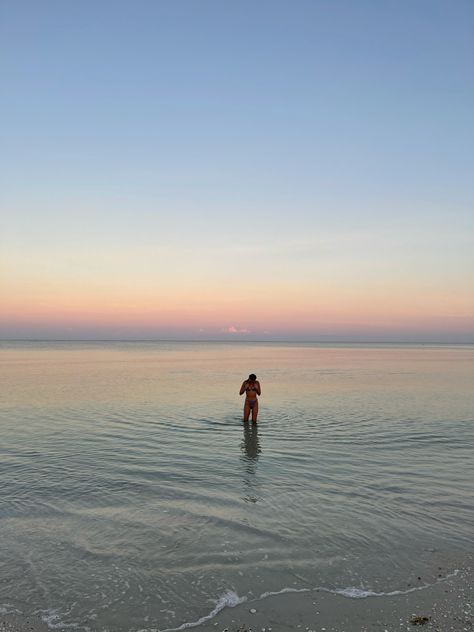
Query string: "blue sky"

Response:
xmin=1 ymin=1 xmax=473 ymax=340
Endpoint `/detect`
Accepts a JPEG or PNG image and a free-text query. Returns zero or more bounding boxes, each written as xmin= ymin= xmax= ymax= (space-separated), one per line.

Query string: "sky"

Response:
xmin=1 ymin=0 xmax=473 ymax=341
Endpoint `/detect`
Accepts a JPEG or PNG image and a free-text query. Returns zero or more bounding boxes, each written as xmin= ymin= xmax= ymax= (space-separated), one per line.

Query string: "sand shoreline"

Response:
xmin=2 ymin=563 xmax=472 ymax=632
xmin=197 ymin=564 xmax=473 ymax=632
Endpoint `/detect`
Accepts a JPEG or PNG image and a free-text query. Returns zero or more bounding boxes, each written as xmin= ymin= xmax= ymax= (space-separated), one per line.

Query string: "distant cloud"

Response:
xmin=222 ymin=325 xmax=250 ymax=334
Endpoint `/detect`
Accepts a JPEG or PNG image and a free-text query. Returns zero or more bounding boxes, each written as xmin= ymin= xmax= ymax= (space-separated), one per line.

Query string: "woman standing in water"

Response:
xmin=239 ymin=373 xmax=261 ymax=423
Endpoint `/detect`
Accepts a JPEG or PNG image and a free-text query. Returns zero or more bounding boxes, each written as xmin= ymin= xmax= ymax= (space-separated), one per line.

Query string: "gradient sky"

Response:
xmin=1 ymin=0 xmax=473 ymax=341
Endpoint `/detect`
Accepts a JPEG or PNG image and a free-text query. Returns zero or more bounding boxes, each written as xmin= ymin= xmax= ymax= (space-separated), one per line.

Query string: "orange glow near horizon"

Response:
xmin=2 ymin=235 xmax=473 ymax=340
xmin=2 ymin=276 xmax=473 ymax=339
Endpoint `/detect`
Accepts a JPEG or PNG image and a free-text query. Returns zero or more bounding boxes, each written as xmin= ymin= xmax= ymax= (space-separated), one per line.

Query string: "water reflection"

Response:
xmin=240 ymin=422 xmax=262 ymax=503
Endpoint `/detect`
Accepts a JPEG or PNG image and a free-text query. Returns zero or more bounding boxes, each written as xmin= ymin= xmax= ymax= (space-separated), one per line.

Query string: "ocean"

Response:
xmin=1 ymin=341 xmax=473 ymax=631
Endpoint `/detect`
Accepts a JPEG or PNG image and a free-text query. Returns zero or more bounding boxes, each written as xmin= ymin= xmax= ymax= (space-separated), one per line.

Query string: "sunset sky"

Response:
xmin=1 ymin=1 xmax=473 ymax=341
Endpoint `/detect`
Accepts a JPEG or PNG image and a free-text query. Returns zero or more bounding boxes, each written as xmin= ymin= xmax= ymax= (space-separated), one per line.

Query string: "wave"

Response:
xmin=150 ymin=569 xmax=461 ymax=632
xmin=147 ymin=591 xmax=247 ymax=632
xmin=1 ymin=569 xmax=461 ymax=632
xmin=36 ymin=607 xmax=86 ymax=630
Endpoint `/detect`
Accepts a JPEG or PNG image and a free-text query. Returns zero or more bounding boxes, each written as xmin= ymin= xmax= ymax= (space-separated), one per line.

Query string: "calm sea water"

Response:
xmin=1 ymin=341 xmax=473 ymax=631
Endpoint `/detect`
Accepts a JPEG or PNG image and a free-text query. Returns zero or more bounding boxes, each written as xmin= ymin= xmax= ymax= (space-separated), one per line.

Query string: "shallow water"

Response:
xmin=1 ymin=341 xmax=473 ymax=631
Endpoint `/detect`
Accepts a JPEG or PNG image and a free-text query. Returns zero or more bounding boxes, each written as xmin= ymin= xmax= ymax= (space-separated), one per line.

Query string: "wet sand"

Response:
xmin=0 ymin=615 xmax=48 ymax=632
xmin=1 ymin=563 xmax=471 ymax=632
xmin=198 ymin=563 xmax=473 ymax=632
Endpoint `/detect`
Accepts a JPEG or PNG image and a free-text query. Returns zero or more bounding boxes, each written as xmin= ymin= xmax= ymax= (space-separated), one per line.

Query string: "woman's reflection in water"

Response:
xmin=240 ymin=421 xmax=262 ymax=503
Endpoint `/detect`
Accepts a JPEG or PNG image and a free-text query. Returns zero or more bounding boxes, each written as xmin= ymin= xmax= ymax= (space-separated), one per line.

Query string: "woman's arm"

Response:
xmin=239 ymin=381 xmax=247 ymax=395
xmin=256 ymin=381 xmax=261 ymax=395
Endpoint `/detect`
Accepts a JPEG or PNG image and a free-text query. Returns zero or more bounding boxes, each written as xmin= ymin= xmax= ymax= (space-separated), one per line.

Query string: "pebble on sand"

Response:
xmin=410 ymin=615 xmax=431 ymax=625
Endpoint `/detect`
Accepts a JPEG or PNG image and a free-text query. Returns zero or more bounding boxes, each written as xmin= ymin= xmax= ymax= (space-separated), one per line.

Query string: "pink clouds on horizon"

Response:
xmin=222 ymin=326 xmax=251 ymax=334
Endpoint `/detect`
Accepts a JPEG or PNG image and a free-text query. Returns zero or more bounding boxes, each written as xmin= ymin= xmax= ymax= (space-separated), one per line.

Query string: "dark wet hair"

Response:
xmin=248 ymin=373 xmax=257 ymax=381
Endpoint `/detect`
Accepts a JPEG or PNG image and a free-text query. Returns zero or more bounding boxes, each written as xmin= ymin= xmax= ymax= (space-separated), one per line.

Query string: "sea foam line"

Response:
xmin=143 ymin=591 xmax=247 ymax=632
xmin=7 ymin=570 xmax=460 ymax=632
xmin=147 ymin=569 xmax=461 ymax=632
xmin=259 ymin=568 xmax=461 ymax=602
xmin=327 ymin=568 xmax=460 ymax=599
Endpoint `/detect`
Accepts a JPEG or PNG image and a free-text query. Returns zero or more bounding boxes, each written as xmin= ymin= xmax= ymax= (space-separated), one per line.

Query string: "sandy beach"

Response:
xmin=195 ymin=561 xmax=473 ymax=632
xmin=1 ymin=561 xmax=471 ymax=632
xmin=0 ymin=616 xmax=48 ymax=632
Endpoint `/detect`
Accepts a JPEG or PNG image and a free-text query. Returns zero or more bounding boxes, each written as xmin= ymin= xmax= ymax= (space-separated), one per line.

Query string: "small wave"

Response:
xmin=255 ymin=569 xmax=461 ymax=606
xmin=330 ymin=569 xmax=459 ymax=599
xmin=334 ymin=587 xmax=389 ymax=598
xmin=139 ymin=571 xmax=461 ymax=632
xmin=35 ymin=607 xmax=85 ymax=630
xmin=14 ymin=570 xmax=462 ymax=632
xmin=143 ymin=590 xmax=246 ymax=632
xmin=259 ymin=587 xmax=310 ymax=599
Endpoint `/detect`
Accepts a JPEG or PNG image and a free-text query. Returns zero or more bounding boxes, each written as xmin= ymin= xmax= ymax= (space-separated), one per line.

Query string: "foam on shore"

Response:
xmin=0 ymin=567 xmax=468 ymax=632
xmin=149 ymin=591 xmax=247 ymax=632
xmin=152 ymin=568 xmax=462 ymax=632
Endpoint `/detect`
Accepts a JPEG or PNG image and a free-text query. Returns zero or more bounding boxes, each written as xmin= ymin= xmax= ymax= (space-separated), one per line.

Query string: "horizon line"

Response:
xmin=1 ymin=338 xmax=473 ymax=345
